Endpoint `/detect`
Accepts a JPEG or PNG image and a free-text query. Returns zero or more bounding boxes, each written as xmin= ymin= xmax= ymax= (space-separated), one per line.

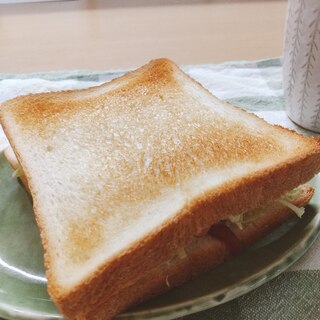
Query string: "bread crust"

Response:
xmin=1 ymin=59 xmax=320 ymax=320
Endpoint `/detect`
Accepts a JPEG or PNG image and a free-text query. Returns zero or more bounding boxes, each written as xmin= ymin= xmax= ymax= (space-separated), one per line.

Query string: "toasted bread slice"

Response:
xmin=1 ymin=59 xmax=320 ymax=320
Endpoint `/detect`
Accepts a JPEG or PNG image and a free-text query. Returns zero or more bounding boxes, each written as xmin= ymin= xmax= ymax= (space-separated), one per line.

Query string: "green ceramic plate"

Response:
xmin=0 ymin=152 xmax=319 ymax=320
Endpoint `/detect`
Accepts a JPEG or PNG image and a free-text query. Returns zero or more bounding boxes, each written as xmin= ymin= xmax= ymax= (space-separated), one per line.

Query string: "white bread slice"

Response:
xmin=1 ymin=59 xmax=320 ymax=319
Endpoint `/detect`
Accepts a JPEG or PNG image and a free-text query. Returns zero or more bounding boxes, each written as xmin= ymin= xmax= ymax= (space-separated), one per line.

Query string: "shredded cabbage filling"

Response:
xmin=226 ymin=186 xmax=305 ymax=229
xmin=12 ymin=166 xmax=24 ymax=179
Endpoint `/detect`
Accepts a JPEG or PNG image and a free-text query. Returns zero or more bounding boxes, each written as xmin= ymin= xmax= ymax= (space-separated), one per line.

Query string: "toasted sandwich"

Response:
xmin=1 ymin=59 xmax=320 ymax=320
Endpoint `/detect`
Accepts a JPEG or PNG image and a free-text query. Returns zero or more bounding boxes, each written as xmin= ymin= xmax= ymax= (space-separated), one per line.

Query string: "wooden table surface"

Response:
xmin=0 ymin=0 xmax=287 ymax=73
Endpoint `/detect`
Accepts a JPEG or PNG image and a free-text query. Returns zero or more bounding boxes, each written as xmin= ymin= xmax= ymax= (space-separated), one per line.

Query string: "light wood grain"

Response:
xmin=0 ymin=0 xmax=287 ymax=73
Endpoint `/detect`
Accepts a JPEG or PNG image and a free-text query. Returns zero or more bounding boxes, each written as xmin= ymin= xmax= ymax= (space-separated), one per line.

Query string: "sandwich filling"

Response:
xmin=226 ymin=187 xmax=305 ymax=230
xmin=174 ymin=185 xmax=307 ymax=261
